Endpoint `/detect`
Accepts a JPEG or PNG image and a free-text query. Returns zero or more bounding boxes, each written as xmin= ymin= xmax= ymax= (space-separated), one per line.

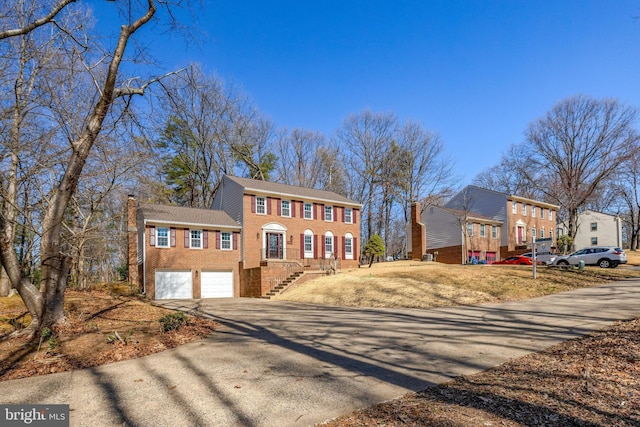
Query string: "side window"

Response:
xmin=344 ymin=208 xmax=353 ymax=223
xmin=221 ymin=232 xmax=231 ymax=250
xmin=303 ymin=230 xmax=314 ymax=258
xmin=190 ymin=230 xmax=202 ymax=249
xmin=304 ymin=203 xmax=312 ymax=219
xmin=256 ymin=197 xmax=266 ymax=215
xmin=325 ymin=234 xmax=334 ymax=255
xmin=157 ymin=227 xmax=169 ymax=247
xmin=324 ymin=205 xmax=333 ymax=222
xmin=281 ymin=200 xmax=291 ymax=217
xmin=345 ymin=233 xmax=354 ymax=259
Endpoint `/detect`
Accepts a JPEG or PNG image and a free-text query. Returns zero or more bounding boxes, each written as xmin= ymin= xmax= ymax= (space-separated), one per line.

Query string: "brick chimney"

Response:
xmin=127 ymin=195 xmax=139 ymax=288
xmin=410 ymin=202 xmax=426 ymax=260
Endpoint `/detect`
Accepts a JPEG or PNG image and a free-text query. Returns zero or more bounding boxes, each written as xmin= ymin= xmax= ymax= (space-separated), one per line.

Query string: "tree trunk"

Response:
xmin=0 ymin=268 xmax=10 ymax=297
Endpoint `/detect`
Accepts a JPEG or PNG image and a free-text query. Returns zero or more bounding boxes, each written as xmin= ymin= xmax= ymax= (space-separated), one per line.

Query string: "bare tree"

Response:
xmin=519 ymin=95 xmax=639 ymax=239
xmin=614 ymin=155 xmax=640 ymax=249
xmin=0 ymin=0 xmax=174 ymax=334
xmin=472 ymin=144 xmax=544 ymax=200
xmin=336 ymin=110 xmax=397 ymax=242
xmin=0 ymin=0 xmax=75 ymax=40
xmin=275 ymin=128 xmax=326 ymax=188
xmin=397 ymin=120 xmax=456 ymax=226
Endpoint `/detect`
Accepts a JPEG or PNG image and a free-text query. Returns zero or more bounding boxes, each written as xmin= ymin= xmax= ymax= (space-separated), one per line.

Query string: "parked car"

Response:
xmin=552 ymin=246 xmax=627 ymax=268
xmin=492 ymin=256 xmax=542 ymax=266
xmin=521 ymin=251 xmax=557 ymax=265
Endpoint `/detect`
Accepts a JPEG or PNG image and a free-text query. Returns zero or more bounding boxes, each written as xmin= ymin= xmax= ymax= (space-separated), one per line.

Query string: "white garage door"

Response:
xmin=201 ymin=271 xmax=234 ymax=298
xmin=155 ymin=270 xmax=193 ymax=299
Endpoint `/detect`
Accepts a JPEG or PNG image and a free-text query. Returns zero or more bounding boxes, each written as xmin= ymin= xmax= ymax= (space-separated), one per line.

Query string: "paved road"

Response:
xmin=2 ymin=279 xmax=640 ymax=426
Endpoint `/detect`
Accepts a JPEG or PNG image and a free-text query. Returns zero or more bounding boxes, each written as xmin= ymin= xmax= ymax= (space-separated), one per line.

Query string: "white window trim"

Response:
xmin=324 ymin=232 xmax=334 ymax=258
xmin=480 ymin=224 xmax=486 ymax=238
xmin=532 ymin=206 xmax=536 ymax=218
xmin=522 ymin=203 xmax=527 ymax=216
xmin=304 ymin=203 xmax=313 ymax=220
xmin=190 ymin=229 xmax=202 ymax=249
xmin=304 ymin=230 xmax=314 ymax=258
xmin=256 ymin=196 xmax=266 ymax=215
xmin=324 ymin=205 xmax=333 ymax=222
xmin=345 ymin=233 xmax=354 ymax=260
xmin=512 ymin=201 xmax=517 ymax=214
xmin=157 ymin=227 xmax=169 ymax=248
xmin=467 ymin=223 xmax=473 ymax=236
xmin=221 ymin=231 xmax=232 ymax=251
xmin=491 ymin=225 xmax=497 ymax=239
xmin=344 ymin=208 xmax=353 ymax=224
xmin=281 ymin=200 xmax=291 ymax=217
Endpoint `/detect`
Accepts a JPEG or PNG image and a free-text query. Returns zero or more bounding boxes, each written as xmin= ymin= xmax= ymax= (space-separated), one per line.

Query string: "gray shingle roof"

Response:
xmin=224 ymin=175 xmax=361 ymax=206
xmin=138 ymin=204 xmax=240 ymax=229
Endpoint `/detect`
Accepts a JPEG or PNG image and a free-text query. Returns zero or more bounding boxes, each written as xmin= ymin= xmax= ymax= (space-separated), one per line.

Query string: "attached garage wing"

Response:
xmin=155 ymin=270 xmax=193 ymax=299
xmin=201 ymin=271 xmax=234 ymax=298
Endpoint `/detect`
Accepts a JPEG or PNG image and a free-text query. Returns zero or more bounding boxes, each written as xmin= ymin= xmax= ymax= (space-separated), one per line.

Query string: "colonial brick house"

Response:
xmin=128 ymin=175 xmax=362 ymax=300
xmin=212 ymin=175 xmax=361 ymax=297
xmin=445 ymin=186 xmax=559 ymax=257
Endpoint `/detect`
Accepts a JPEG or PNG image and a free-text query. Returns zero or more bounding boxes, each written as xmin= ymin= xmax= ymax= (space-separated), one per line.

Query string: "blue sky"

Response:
xmin=98 ymin=1 xmax=640 ymax=183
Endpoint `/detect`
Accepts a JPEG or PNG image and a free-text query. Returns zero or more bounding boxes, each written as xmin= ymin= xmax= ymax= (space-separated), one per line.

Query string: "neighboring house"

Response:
xmin=445 ymin=186 xmax=559 ymax=256
xmin=127 ymin=198 xmax=242 ymax=300
xmin=212 ymin=175 xmax=361 ymax=297
xmin=421 ymin=205 xmax=502 ymax=264
xmin=557 ymin=210 xmax=623 ymax=250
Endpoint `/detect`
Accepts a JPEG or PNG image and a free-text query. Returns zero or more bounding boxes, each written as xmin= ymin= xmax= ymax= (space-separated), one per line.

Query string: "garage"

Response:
xmin=155 ymin=270 xmax=193 ymax=299
xmin=201 ymin=271 xmax=234 ymax=298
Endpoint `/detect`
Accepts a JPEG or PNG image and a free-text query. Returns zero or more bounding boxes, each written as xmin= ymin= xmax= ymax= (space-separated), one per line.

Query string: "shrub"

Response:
xmin=159 ymin=311 xmax=187 ymax=332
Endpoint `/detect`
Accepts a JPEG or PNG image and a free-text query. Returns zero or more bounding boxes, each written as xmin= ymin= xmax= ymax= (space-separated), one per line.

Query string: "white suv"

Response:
xmin=521 ymin=251 xmax=556 ymax=265
xmin=552 ymin=247 xmax=627 ymax=268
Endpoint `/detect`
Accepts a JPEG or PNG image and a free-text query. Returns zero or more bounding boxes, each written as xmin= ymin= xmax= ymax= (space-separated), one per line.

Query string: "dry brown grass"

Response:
xmin=625 ymin=249 xmax=640 ymax=265
xmin=274 ymin=260 xmax=640 ymax=308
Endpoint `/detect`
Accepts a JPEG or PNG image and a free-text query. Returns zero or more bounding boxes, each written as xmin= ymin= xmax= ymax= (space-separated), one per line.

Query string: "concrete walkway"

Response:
xmin=2 ymin=279 xmax=640 ymax=426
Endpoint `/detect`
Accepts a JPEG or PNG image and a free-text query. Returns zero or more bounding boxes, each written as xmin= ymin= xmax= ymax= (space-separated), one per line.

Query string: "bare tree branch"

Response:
xmin=0 ymin=0 xmax=76 ymax=40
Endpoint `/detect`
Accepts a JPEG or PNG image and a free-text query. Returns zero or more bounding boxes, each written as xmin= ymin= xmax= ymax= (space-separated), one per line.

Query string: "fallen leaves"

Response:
xmin=0 ymin=290 xmax=217 ymax=381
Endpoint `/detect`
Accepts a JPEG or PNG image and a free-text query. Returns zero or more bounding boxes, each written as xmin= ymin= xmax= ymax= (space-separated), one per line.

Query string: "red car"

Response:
xmin=492 ymin=256 xmax=543 ymax=265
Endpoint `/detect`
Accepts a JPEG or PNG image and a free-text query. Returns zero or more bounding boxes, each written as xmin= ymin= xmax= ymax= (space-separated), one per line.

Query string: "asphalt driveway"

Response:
xmin=2 ymin=279 xmax=640 ymax=426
